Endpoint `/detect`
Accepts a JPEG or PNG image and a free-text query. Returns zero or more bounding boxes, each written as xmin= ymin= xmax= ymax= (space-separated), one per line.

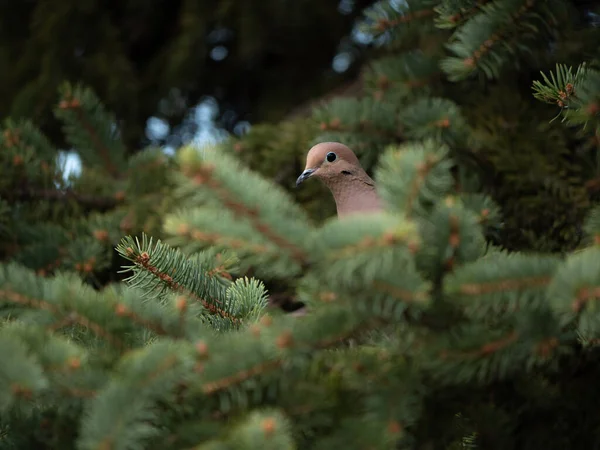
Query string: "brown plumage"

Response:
xmin=296 ymin=142 xmax=382 ymax=218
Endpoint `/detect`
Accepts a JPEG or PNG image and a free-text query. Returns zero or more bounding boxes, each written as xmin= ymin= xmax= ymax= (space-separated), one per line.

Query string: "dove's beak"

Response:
xmin=296 ymin=168 xmax=315 ymax=187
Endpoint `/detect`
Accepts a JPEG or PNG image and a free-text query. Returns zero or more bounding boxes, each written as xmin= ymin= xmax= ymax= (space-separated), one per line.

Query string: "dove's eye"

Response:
xmin=326 ymin=152 xmax=337 ymax=162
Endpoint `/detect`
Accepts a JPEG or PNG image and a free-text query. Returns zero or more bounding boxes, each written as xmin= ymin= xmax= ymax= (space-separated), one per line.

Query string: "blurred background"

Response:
xmin=1 ymin=0 xmax=380 ymax=176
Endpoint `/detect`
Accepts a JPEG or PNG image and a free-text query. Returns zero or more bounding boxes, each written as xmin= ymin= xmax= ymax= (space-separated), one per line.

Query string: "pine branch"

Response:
xmin=70 ymin=103 xmax=120 ymax=177
xmin=362 ymin=0 xmax=438 ymax=36
xmin=54 ymin=83 xmax=127 ymax=178
xmin=0 ymin=263 xmax=207 ymax=348
xmin=198 ymin=309 xmax=386 ymax=395
xmin=435 ymin=0 xmax=493 ymax=29
xmin=117 ymin=235 xmax=245 ymax=327
xmin=376 ymin=140 xmax=455 ymax=218
xmin=363 ymin=52 xmax=441 ymax=102
xmin=187 ymin=165 xmax=309 ymax=265
xmin=532 ymin=63 xmax=586 ymax=108
xmin=441 ymin=0 xmax=564 ymax=81
xmin=168 ymin=145 xmax=313 ymax=279
xmin=313 ymin=97 xmax=403 ymax=141
xmin=445 ymin=252 xmax=561 ymax=319
xmin=533 ymin=63 xmax=600 ymax=152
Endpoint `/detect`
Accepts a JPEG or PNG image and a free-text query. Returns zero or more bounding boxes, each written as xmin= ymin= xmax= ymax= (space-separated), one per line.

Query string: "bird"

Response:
xmin=296 ymin=142 xmax=382 ymax=218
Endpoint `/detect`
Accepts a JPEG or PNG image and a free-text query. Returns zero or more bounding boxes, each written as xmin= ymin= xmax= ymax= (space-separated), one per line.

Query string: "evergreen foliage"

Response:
xmin=2 ymin=0 xmax=600 ymax=448
xmin=0 ymin=0 xmax=376 ymax=149
xmin=238 ymin=0 xmax=599 ymax=252
xmin=0 ymin=83 xmax=176 ymax=284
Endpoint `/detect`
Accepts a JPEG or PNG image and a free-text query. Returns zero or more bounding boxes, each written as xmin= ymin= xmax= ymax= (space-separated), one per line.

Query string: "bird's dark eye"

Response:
xmin=326 ymin=152 xmax=337 ymax=162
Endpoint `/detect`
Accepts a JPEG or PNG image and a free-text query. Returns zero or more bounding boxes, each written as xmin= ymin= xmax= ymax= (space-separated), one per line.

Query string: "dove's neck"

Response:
xmin=322 ymin=169 xmax=382 ymax=218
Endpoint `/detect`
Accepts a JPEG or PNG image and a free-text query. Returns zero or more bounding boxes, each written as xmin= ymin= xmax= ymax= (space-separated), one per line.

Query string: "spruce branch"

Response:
xmin=533 ymin=63 xmax=600 ymax=145
xmin=548 ymin=247 xmax=600 ymax=338
xmin=171 ymin=218 xmax=273 ymax=256
xmin=439 ymin=330 xmax=519 ymax=360
xmin=105 ymin=284 xmax=212 ymax=341
xmin=372 ymin=280 xmax=430 ymax=305
xmin=361 ymin=0 xmax=438 ymax=37
xmin=0 ymin=333 xmax=49 ymax=411
xmin=201 ymin=359 xmax=283 ymax=395
xmin=196 ymin=409 xmax=295 ymax=449
xmin=0 ymin=322 xmax=101 ymax=401
xmin=426 ymin=314 xmax=567 ymax=385
xmin=54 ymin=83 xmax=127 ymax=178
xmin=318 ymin=115 xmax=402 ymax=141
xmin=169 ymin=144 xmax=313 ymax=278
xmin=441 ymin=0 xmax=562 ymax=81
xmin=78 ymin=339 xmax=195 ymax=450
xmin=459 ymin=193 xmax=502 ymax=231
xmin=313 ymin=97 xmax=403 ymax=151
xmin=532 ymin=63 xmax=586 ymax=108
xmin=416 ymin=197 xmax=488 ymax=282
xmin=186 ymin=165 xmax=308 ymax=265
xmin=444 ymin=252 xmax=561 ymax=319
xmin=1 ymin=119 xmax=57 ymax=162
xmin=363 ymin=53 xmax=441 ymax=102
xmin=306 ymin=213 xmax=431 ymax=314
xmin=456 ymin=276 xmax=551 ymax=295
xmin=124 ymin=148 xmax=177 ymax=211
xmin=376 ymin=140 xmax=455 ymax=218
xmin=116 ymin=235 xmax=245 ymax=327
xmin=73 ymin=106 xmax=119 ymax=177
xmin=320 ymin=220 xmax=420 ymax=261
xmin=197 ymin=307 xmax=386 ymax=397
xmin=0 ymin=287 xmax=124 ymax=348
xmin=435 ymin=0 xmax=493 ymax=29
xmin=0 ymin=264 xmax=207 ymax=349
xmin=112 ymin=302 xmax=170 ymax=336
xmin=375 ymin=9 xmax=436 ymax=31
xmin=399 ymin=97 xmax=469 ymax=146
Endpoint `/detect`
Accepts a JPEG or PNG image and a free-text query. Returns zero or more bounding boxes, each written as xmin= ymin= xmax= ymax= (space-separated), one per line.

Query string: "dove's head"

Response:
xmin=296 ymin=142 xmax=362 ymax=188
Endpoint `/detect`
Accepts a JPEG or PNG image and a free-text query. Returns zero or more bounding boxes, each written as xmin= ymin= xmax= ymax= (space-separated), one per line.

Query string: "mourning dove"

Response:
xmin=296 ymin=142 xmax=382 ymax=218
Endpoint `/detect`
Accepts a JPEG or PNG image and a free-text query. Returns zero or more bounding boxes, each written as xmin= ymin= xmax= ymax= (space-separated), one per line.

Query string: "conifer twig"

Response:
xmin=440 ymin=331 xmax=519 ymax=359
xmin=131 ymin=250 xmax=241 ymax=325
xmin=191 ymin=165 xmax=309 ymax=265
xmin=114 ymin=303 xmax=170 ymax=336
xmin=461 ymin=0 xmax=538 ymax=69
xmin=201 ymin=317 xmax=387 ymax=394
xmin=372 ymin=280 xmax=429 ymax=304
xmin=58 ymin=98 xmax=120 ymax=178
xmin=373 ymin=9 xmax=436 ymax=33
xmin=201 ymin=360 xmax=283 ymax=394
xmin=457 ymin=276 xmax=551 ymax=295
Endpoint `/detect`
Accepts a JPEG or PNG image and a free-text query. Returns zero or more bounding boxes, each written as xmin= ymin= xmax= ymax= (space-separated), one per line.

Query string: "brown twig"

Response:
xmin=440 ymin=331 xmax=519 ymax=360
xmin=132 ymin=251 xmax=241 ymax=325
xmin=458 ymin=276 xmax=551 ymax=295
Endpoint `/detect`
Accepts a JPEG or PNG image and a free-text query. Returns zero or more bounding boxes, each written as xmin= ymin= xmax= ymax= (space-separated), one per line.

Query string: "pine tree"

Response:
xmin=2 ymin=0 xmax=600 ymax=449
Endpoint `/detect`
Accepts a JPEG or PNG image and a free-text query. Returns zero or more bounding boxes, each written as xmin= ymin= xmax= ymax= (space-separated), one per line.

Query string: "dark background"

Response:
xmin=0 ymin=0 xmax=378 ymax=153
